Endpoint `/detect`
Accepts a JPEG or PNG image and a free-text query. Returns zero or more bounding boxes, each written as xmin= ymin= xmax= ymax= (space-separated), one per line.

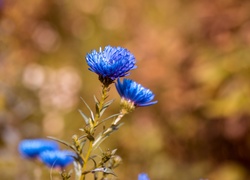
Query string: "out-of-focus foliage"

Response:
xmin=1 ymin=0 xmax=250 ymax=179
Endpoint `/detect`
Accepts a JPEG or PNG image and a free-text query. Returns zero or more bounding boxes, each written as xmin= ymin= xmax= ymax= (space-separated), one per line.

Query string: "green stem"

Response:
xmin=112 ymin=109 xmax=127 ymax=126
xmin=80 ymin=140 xmax=93 ymax=180
xmin=92 ymin=109 xmax=127 ymax=148
xmin=79 ymin=85 xmax=109 ymax=180
xmin=95 ymin=86 xmax=109 ymax=121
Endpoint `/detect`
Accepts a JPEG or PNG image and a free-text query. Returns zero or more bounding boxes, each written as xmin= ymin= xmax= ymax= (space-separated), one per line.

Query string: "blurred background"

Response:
xmin=1 ymin=0 xmax=250 ymax=179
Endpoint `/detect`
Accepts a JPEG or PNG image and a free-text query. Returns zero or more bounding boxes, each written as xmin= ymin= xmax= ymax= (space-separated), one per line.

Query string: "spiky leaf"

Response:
xmin=99 ymin=99 xmax=115 ymax=116
xmin=80 ymin=97 xmax=94 ymax=121
xmin=98 ymin=114 xmax=119 ymax=125
xmin=47 ymin=136 xmax=75 ymax=151
xmin=78 ymin=109 xmax=89 ymax=125
xmin=91 ymin=167 xmax=116 ymax=176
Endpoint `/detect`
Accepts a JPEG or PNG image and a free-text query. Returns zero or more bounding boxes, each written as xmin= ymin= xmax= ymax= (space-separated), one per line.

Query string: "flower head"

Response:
xmin=39 ymin=150 xmax=75 ymax=168
xmin=138 ymin=173 xmax=150 ymax=180
xmin=18 ymin=139 xmax=60 ymax=158
xmin=115 ymin=79 xmax=157 ymax=111
xmin=86 ymin=46 xmax=136 ymax=86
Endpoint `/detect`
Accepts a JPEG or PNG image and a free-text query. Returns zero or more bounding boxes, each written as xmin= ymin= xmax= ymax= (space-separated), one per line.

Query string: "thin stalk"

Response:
xmin=92 ymin=109 xmax=127 ymax=148
xmin=79 ymin=86 xmax=109 ymax=180
xmin=112 ymin=110 xmax=127 ymax=126
xmin=80 ymin=141 xmax=93 ymax=180
xmin=94 ymin=86 xmax=109 ymax=124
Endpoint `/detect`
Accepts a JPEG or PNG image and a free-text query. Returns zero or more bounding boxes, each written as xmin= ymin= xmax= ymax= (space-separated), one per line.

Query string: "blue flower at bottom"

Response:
xmin=86 ymin=46 xmax=137 ymax=86
xmin=18 ymin=139 xmax=60 ymax=158
xmin=115 ymin=78 xmax=157 ymax=107
xmin=39 ymin=150 xmax=75 ymax=168
xmin=138 ymin=173 xmax=150 ymax=180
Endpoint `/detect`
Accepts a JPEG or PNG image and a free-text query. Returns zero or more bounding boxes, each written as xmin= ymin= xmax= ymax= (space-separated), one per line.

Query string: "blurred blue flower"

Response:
xmin=18 ymin=139 xmax=59 ymax=158
xmin=86 ymin=46 xmax=136 ymax=86
xmin=138 ymin=173 xmax=150 ymax=180
xmin=39 ymin=150 xmax=75 ymax=168
xmin=115 ymin=78 xmax=157 ymax=107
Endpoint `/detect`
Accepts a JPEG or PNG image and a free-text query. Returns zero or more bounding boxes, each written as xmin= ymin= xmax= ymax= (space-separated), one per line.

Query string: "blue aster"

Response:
xmin=86 ymin=46 xmax=137 ymax=86
xmin=39 ymin=150 xmax=75 ymax=168
xmin=138 ymin=173 xmax=150 ymax=180
xmin=18 ymin=139 xmax=60 ymax=159
xmin=115 ymin=78 xmax=157 ymax=107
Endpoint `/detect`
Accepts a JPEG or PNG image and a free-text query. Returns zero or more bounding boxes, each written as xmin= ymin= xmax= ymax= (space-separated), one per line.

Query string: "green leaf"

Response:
xmin=98 ymin=114 xmax=119 ymax=125
xmin=78 ymin=134 xmax=87 ymax=140
xmin=89 ymin=155 xmax=97 ymax=168
xmin=99 ymin=99 xmax=115 ymax=116
xmin=111 ymin=149 xmax=117 ymax=155
xmin=79 ymin=138 xmax=87 ymax=154
xmin=91 ymin=167 xmax=116 ymax=176
xmin=92 ymin=123 xmax=123 ymax=150
xmin=94 ymin=95 xmax=102 ymax=118
xmin=48 ymin=136 xmax=75 ymax=150
xmin=80 ymin=97 xmax=94 ymax=121
xmin=104 ymin=99 xmax=115 ymax=107
xmin=78 ymin=109 xmax=89 ymax=125
xmin=95 ymin=103 xmax=100 ymax=118
xmin=93 ymin=95 xmax=99 ymax=104
xmin=92 ymin=135 xmax=108 ymax=151
xmin=72 ymin=154 xmax=84 ymax=167
xmin=48 ymin=136 xmax=85 ymax=167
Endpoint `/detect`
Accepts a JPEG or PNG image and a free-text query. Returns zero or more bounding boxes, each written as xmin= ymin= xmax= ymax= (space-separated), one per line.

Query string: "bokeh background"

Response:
xmin=1 ymin=0 xmax=250 ymax=179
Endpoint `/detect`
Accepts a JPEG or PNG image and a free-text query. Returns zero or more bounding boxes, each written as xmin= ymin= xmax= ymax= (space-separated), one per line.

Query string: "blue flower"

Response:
xmin=39 ymin=150 xmax=75 ymax=168
xmin=86 ymin=46 xmax=137 ymax=86
xmin=18 ymin=139 xmax=60 ymax=158
xmin=138 ymin=173 xmax=150 ymax=180
xmin=115 ymin=78 xmax=157 ymax=108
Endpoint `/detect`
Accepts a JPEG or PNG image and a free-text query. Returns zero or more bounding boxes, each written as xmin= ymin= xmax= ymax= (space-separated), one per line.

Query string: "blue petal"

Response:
xmin=86 ymin=46 xmax=136 ymax=82
xmin=115 ymin=79 xmax=157 ymax=107
xmin=39 ymin=150 xmax=75 ymax=168
xmin=18 ymin=139 xmax=60 ymax=159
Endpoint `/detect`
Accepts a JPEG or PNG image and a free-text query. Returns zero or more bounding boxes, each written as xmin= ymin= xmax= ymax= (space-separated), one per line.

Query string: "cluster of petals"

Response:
xmin=115 ymin=78 xmax=157 ymax=107
xmin=86 ymin=46 xmax=136 ymax=83
xmin=18 ymin=139 xmax=75 ymax=168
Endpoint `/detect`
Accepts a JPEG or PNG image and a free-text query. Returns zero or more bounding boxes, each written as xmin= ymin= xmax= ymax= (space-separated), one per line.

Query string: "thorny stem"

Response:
xmin=95 ymin=86 xmax=109 ymax=121
xmin=79 ymin=86 xmax=109 ymax=180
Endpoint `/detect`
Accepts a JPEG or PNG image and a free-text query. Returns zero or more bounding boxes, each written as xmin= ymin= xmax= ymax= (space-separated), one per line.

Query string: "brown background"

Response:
xmin=1 ymin=0 xmax=250 ymax=179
